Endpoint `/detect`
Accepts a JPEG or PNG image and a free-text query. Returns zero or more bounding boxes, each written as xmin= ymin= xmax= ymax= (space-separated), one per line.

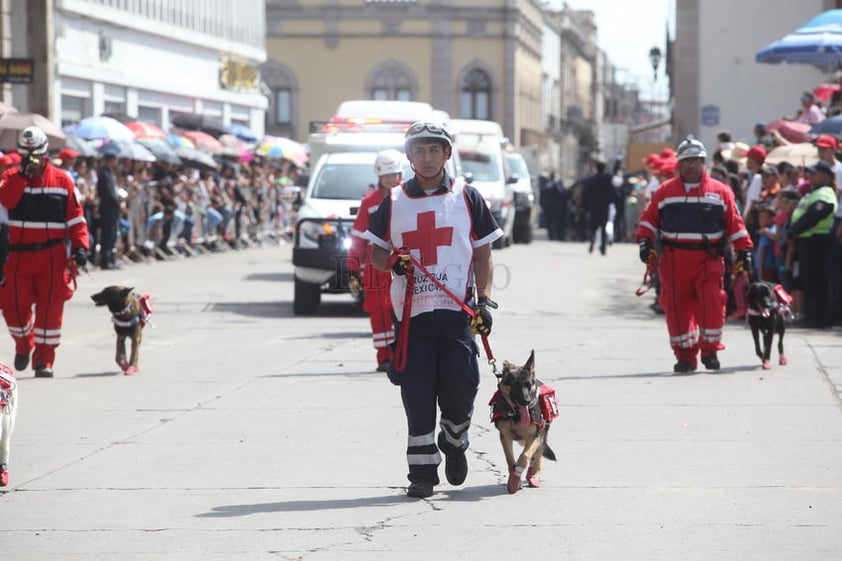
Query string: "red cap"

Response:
xmin=659 ymin=148 xmax=675 ymax=159
xmin=746 ymin=145 xmax=766 ymax=164
xmin=0 ymin=155 xmax=12 ymax=168
xmin=58 ymin=147 xmax=80 ymax=161
xmin=659 ymin=158 xmax=677 ymax=176
xmin=815 ymin=135 xmax=838 ymax=149
xmin=6 ymin=151 xmax=21 ymax=164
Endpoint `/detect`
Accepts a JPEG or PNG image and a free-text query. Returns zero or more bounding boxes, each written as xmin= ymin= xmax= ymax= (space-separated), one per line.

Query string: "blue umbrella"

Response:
xmin=72 ymin=116 xmax=135 ymax=141
xmin=226 ymin=123 xmax=258 ymax=143
xmin=757 ymin=10 xmax=842 ymax=68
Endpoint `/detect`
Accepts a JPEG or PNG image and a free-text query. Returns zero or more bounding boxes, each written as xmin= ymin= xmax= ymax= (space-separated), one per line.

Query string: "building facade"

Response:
xmin=264 ymin=0 xmax=545 ymax=149
xmin=3 ymin=0 xmax=268 ymax=133
xmin=673 ymin=0 xmax=833 ymax=151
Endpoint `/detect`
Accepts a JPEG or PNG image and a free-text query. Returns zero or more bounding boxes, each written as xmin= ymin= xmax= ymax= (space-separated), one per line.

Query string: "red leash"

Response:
xmin=390 ymin=250 xmax=496 ymax=373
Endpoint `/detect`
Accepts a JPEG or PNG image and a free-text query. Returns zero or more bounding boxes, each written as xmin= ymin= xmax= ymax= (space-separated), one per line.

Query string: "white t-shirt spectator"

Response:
xmin=743 ymin=173 xmax=762 ymax=218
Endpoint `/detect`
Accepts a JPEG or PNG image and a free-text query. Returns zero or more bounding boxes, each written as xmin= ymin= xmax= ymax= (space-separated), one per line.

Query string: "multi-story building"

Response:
xmin=1 ymin=0 xmax=268 ymax=133
xmin=673 ymin=0 xmax=830 ymax=151
xmin=263 ymin=0 xmax=545 ymax=149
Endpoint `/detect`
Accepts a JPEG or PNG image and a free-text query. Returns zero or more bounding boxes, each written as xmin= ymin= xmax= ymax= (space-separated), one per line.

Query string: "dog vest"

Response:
xmin=489 ymin=383 xmax=559 ymax=428
xmin=112 ymin=293 xmax=154 ymax=328
xmin=747 ymin=284 xmax=793 ymax=318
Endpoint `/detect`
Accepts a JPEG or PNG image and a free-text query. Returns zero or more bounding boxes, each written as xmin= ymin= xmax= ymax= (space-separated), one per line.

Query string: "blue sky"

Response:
xmin=557 ymin=0 xmax=673 ymax=100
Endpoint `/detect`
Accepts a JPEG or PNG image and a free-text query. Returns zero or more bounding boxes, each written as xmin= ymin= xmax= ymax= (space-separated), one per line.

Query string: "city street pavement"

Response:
xmin=2 ymin=235 xmax=841 ymax=560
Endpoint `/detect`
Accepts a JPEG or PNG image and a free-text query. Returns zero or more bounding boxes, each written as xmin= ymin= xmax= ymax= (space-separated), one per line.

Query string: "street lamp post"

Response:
xmin=649 ymin=46 xmax=662 ymax=81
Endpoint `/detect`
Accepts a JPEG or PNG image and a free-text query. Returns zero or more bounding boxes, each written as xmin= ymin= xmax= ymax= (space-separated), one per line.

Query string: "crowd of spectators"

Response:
xmin=537 ymin=87 xmax=842 ymax=329
xmin=4 ymin=147 xmax=307 ymax=269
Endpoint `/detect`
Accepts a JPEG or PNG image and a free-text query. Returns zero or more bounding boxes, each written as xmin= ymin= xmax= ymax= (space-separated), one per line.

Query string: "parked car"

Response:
xmin=505 ymin=151 xmax=536 ymax=244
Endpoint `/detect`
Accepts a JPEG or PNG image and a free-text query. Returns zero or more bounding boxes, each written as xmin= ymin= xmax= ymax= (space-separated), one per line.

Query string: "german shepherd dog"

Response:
xmin=490 ymin=350 xmax=558 ymax=494
xmin=91 ymin=286 xmax=152 ymax=376
xmin=0 ymin=362 xmax=17 ymax=487
xmin=746 ymin=281 xmax=789 ymax=370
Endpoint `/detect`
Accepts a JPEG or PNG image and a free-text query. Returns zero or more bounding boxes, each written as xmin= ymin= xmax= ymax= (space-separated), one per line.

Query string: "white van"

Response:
xmin=448 ymin=118 xmax=515 ymax=248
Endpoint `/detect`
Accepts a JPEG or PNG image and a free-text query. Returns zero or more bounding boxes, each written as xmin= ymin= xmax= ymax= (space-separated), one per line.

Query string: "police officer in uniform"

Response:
xmin=787 ymin=160 xmax=838 ymax=328
xmin=365 ymin=121 xmax=502 ymax=498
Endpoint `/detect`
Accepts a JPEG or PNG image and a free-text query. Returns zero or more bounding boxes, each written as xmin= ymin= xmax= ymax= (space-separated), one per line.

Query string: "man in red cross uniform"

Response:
xmin=636 ymin=136 xmax=752 ymax=373
xmin=365 ymin=121 xmax=503 ymax=499
xmin=346 ymin=149 xmax=404 ymax=372
xmin=0 ymin=127 xmax=89 ymax=378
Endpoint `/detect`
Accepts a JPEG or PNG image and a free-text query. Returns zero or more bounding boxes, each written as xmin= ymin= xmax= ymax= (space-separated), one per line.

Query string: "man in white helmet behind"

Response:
xmin=0 ymin=126 xmax=89 ymax=378
xmin=636 ymin=136 xmax=753 ymax=373
xmin=346 ymin=149 xmax=404 ymax=372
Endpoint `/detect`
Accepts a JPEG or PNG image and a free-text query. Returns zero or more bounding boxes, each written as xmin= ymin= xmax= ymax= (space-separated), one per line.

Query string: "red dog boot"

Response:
xmin=779 ymin=356 xmax=788 ymax=366
xmin=1 ymin=464 xmax=9 ymax=486
xmin=762 ymin=361 xmax=772 ymax=370
xmin=526 ymin=466 xmax=541 ymax=488
xmin=507 ymin=466 xmax=524 ymax=494
xmin=124 ymin=365 xmax=139 ymax=376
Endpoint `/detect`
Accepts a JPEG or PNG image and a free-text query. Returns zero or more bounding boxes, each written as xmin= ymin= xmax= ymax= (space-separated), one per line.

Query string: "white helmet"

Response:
xmin=676 ymin=136 xmax=707 ymax=161
xmin=17 ymin=126 xmax=49 ymax=155
xmin=373 ymin=149 xmax=404 ymax=176
xmin=404 ymin=121 xmax=453 ymax=153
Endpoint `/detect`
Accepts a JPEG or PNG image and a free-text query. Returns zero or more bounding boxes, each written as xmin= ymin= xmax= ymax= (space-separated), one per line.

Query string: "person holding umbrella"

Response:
xmin=0 ymin=126 xmax=90 ymax=378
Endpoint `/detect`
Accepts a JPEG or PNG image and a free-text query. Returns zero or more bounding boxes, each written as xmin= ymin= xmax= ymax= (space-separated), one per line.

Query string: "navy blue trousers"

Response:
xmin=388 ymin=310 xmax=480 ymax=485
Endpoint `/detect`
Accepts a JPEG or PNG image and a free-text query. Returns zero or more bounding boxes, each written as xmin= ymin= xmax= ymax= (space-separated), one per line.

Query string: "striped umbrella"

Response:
xmin=256 ymin=136 xmax=308 ymax=164
xmin=757 ymin=10 xmax=842 ymax=67
xmin=166 ymin=133 xmax=195 ymax=149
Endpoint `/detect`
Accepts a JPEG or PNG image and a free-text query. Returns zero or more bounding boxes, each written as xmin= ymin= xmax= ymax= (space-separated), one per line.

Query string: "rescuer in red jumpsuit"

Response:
xmin=347 ymin=149 xmax=404 ymax=372
xmin=636 ymin=137 xmax=753 ymax=373
xmin=0 ymin=127 xmax=89 ymax=378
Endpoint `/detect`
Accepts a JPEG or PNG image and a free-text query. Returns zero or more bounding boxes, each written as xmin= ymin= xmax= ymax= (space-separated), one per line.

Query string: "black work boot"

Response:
xmin=406 ymin=480 xmax=434 ymax=498
xmin=444 ymin=450 xmax=468 ymax=486
xmin=673 ymin=360 xmax=696 ymax=373
xmin=34 ymin=364 xmax=54 ymax=378
xmin=701 ymin=354 xmax=721 ymax=371
xmin=14 ymin=352 xmax=30 ymax=371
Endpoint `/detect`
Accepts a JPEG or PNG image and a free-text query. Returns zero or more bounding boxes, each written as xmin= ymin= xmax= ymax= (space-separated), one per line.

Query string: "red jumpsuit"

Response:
xmin=636 ymin=172 xmax=752 ymax=366
xmin=348 ymin=187 xmax=394 ymax=366
xmin=0 ymin=162 xmax=89 ymax=371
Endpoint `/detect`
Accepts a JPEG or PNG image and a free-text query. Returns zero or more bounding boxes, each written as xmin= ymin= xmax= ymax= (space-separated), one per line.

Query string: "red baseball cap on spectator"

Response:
xmin=659 ymin=148 xmax=675 ymax=159
xmin=815 ymin=135 xmax=838 ymax=149
xmin=746 ymin=145 xmax=766 ymax=164
xmin=58 ymin=147 xmax=80 ymax=161
xmin=659 ymin=158 xmax=678 ymax=177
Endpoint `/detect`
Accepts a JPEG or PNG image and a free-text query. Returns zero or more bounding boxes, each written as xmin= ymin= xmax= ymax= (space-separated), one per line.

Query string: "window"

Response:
xmin=275 ymin=89 xmax=291 ymax=124
xmin=460 ymin=68 xmax=491 ymax=120
xmin=138 ymin=106 xmax=162 ymax=127
xmin=367 ymin=60 xmax=415 ymax=101
xmin=104 ymin=100 xmax=125 ymax=115
xmin=61 ymin=95 xmax=87 ymax=128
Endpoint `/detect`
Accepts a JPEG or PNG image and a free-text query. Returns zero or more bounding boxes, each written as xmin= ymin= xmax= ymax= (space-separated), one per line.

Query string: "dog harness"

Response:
xmin=112 ymin=293 xmax=154 ymax=328
xmin=746 ymin=284 xmax=793 ymax=319
xmin=0 ymin=363 xmax=15 ymax=411
xmin=489 ymin=383 xmax=559 ymax=428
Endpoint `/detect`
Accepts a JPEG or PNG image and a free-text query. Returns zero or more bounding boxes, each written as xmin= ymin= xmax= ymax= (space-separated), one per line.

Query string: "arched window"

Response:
xmin=459 ymin=68 xmax=492 ymax=120
xmin=367 ymin=60 xmax=416 ymax=101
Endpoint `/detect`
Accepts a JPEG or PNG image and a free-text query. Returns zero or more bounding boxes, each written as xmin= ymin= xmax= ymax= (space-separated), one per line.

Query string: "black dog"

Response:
xmin=91 ymin=286 xmax=152 ymax=375
xmin=746 ymin=281 xmax=789 ymax=370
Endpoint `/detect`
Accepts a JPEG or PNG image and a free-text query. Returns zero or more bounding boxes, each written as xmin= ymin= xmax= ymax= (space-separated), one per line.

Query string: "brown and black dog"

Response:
xmin=489 ymin=350 xmax=558 ymax=494
xmin=91 ymin=286 xmax=152 ymax=375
